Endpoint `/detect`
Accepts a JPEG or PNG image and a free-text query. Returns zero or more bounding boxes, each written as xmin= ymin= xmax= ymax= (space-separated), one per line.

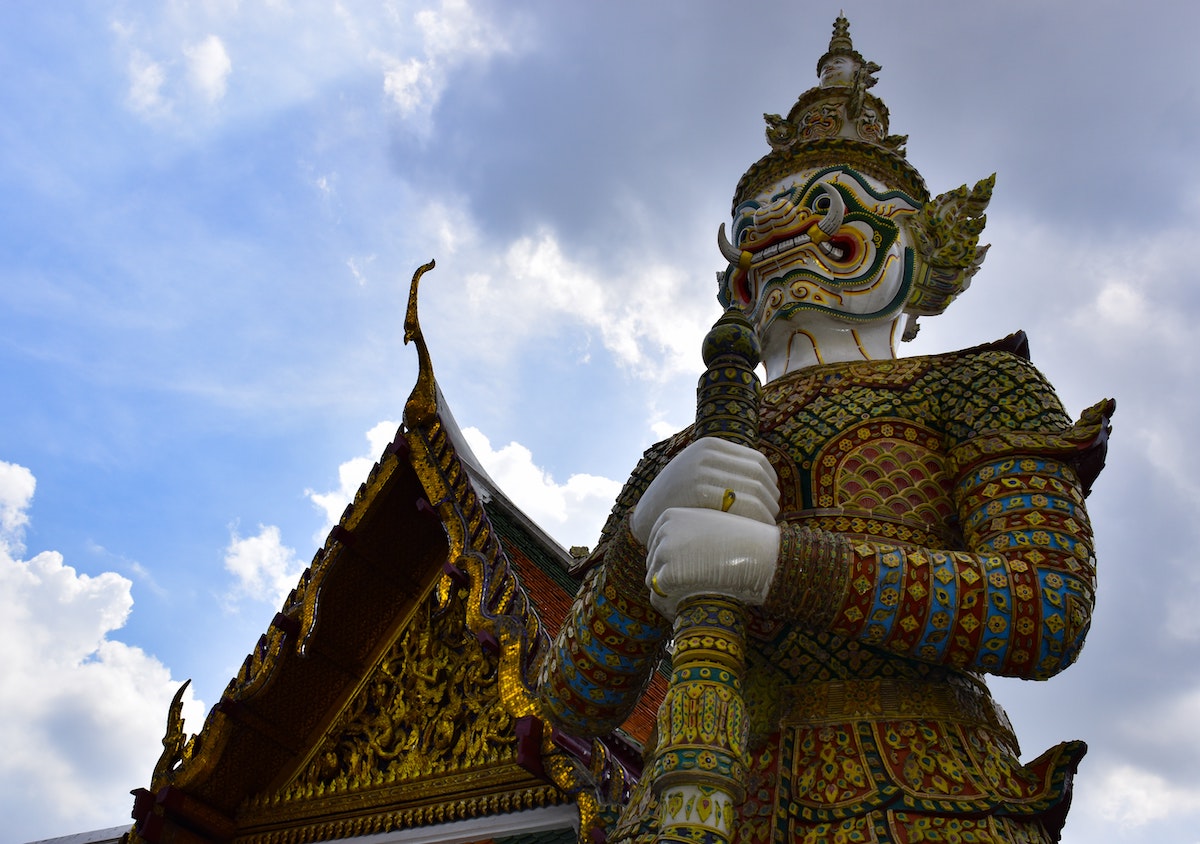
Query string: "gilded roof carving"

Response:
xmin=126 ymin=261 xmax=636 ymax=844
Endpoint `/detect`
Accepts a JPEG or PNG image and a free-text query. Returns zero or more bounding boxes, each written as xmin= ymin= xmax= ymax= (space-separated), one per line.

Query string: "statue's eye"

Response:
xmin=812 ymin=192 xmax=832 ymax=212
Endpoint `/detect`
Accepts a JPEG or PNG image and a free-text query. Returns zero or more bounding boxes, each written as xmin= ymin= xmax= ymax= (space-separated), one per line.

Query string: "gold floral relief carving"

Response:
xmin=291 ymin=588 xmax=516 ymax=795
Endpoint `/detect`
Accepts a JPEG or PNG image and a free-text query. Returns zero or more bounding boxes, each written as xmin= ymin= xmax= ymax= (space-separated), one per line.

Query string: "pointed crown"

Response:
xmin=733 ymin=16 xmax=926 ymax=211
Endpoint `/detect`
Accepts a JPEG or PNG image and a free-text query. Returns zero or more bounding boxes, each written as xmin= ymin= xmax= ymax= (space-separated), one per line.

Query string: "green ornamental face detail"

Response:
xmin=720 ymin=166 xmax=921 ymax=335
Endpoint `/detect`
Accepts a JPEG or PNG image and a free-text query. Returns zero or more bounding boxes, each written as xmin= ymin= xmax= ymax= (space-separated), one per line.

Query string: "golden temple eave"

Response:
xmin=127 ymin=262 xmax=644 ymax=844
xmin=433 ymin=380 xmax=576 ymax=574
xmin=130 ymin=429 xmax=454 ymax=835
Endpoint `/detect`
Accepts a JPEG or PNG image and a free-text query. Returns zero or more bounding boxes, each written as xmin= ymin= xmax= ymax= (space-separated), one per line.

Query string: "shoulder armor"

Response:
xmin=936 ymin=350 xmax=1071 ymax=442
xmin=949 ymin=398 xmax=1115 ymax=496
xmin=955 ymin=330 xmax=1030 ymax=360
xmin=930 ymin=342 xmax=1114 ymax=495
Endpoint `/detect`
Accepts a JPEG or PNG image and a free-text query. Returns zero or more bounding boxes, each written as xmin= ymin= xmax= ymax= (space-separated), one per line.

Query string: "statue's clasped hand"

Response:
xmin=645 ymin=508 xmax=781 ymax=616
xmin=630 ymin=439 xmax=780 ymax=543
xmin=631 ymin=439 xmax=782 ymax=617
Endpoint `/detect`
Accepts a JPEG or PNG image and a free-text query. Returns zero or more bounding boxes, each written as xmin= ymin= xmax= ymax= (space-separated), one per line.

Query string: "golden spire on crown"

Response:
xmin=733 ymin=15 xmax=923 ymax=211
xmin=816 ymin=14 xmax=870 ymax=81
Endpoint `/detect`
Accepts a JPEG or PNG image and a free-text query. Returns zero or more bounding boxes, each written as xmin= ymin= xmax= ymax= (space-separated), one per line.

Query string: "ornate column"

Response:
xmin=651 ymin=308 xmax=759 ymax=844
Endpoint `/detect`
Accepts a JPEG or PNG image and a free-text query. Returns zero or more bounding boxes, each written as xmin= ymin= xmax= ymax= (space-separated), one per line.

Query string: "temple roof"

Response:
xmin=124 ymin=262 xmax=658 ymax=844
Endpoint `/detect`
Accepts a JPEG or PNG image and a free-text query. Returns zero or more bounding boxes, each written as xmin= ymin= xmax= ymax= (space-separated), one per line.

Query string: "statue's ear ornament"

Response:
xmin=903 ymin=174 xmax=996 ymax=340
xmin=764 ymin=113 xmax=796 ymax=149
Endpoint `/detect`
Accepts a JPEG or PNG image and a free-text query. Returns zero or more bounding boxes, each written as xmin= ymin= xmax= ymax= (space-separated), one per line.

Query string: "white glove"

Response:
xmin=643 ymin=507 xmax=781 ymax=617
xmin=630 ymin=438 xmax=780 ymax=546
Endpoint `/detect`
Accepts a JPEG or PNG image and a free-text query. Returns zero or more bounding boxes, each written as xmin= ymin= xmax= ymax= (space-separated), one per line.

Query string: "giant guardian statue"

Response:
xmin=538 ymin=16 xmax=1113 ymax=844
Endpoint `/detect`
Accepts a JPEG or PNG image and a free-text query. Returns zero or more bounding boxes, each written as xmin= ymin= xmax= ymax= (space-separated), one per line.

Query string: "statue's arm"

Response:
xmin=765 ymin=355 xmax=1113 ymax=681
xmin=537 ymin=524 xmax=670 ymax=736
xmin=536 ymin=434 xmax=691 ymax=737
xmin=764 ymin=443 xmax=1100 ymax=679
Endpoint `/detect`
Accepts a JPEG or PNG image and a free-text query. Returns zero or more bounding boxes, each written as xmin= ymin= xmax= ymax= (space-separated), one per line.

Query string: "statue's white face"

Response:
xmin=720 ymin=166 xmax=920 ymax=348
xmin=819 ymin=56 xmax=857 ymax=88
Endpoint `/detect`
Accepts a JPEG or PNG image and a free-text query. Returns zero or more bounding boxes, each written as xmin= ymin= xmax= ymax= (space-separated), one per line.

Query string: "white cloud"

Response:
xmin=418 ymin=200 xmax=480 ymax=257
xmin=1061 ymin=223 xmax=1195 ymax=361
xmin=379 ymin=0 xmax=512 ymax=123
xmin=413 ymin=202 xmax=712 ymax=383
xmin=382 ymin=55 xmax=438 ymax=117
xmin=0 ymin=460 xmax=35 ymax=555
xmin=307 ymin=421 xmax=400 ymax=539
xmin=1072 ymin=275 xmax=1189 ymax=356
xmin=223 ymin=524 xmax=304 ymax=607
xmin=454 ymin=227 xmax=709 ymax=380
xmin=416 ymin=0 xmax=505 ymax=60
xmin=126 ymin=49 xmax=169 ymax=117
xmin=1116 ymin=685 xmax=1200 ymax=765
xmin=121 ymin=34 xmax=233 ymax=120
xmin=0 ymin=462 xmax=203 ymax=841
xmin=346 ymin=253 xmax=377 ymax=285
xmin=650 ymin=418 xmax=682 ymax=440
xmin=461 ymin=426 xmax=620 ymax=549
xmin=1139 ymin=421 xmax=1200 ymax=513
xmin=1083 ymin=762 xmax=1200 ymax=830
xmin=184 ymin=35 xmax=232 ymax=103
xmin=112 ymin=1 xmax=522 ymax=131
xmin=1092 ymin=280 xmax=1149 ymax=330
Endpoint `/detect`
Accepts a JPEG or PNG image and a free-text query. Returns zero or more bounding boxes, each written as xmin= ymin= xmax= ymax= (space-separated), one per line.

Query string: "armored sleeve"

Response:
xmin=763 ymin=354 xmax=1113 ymax=680
xmin=536 ymin=431 xmax=690 ymax=736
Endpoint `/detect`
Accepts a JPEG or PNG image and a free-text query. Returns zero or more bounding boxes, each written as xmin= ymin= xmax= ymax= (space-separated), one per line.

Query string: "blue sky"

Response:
xmin=2 ymin=2 xmax=1199 ymax=842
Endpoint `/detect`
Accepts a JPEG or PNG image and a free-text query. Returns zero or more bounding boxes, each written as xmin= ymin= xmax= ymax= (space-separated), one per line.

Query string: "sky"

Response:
xmin=1 ymin=2 xmax=1198 ymax=842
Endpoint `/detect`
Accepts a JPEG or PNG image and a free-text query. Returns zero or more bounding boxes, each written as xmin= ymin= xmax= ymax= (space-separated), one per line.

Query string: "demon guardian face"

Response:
xmin=719 ymin=165 xmax=920 ymax=343
xmin=714 ymin=14 xmax=992 ymax=375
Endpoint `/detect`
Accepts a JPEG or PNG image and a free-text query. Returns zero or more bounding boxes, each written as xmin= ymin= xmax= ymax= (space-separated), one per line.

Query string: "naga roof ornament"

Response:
xmin=726 ymin=15 xmax=994 ymax=340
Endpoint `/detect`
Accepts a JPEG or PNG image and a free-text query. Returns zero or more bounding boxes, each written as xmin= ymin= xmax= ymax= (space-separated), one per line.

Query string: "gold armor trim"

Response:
xmin=781 ymin=675 xmax=1018 ymax=756
xmin=783 ymin=508 xmax=955 ymax=550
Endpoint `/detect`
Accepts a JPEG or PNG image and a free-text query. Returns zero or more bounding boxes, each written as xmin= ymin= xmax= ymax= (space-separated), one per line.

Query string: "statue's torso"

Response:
xmin=616 ymin=351 xmax=1082 ymax=844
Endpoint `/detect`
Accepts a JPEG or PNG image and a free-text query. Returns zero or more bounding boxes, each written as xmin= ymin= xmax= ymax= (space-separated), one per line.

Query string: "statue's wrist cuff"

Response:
xmin=764 ymin=525 xmax=851 ymax=628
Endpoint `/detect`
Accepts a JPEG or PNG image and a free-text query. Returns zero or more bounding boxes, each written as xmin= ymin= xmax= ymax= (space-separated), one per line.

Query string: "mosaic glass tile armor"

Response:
xmin=540 ymin=348 xmax=1110 ymax=843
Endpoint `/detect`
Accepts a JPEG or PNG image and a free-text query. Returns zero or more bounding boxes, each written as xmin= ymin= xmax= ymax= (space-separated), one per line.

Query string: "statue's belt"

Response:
xmin=779 ymin=675 xmax=1018 ymax=753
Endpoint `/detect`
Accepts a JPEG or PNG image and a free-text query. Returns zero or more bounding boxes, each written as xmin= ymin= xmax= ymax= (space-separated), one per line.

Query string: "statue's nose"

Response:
xmin=753 ymin=196 xmax=794 ymax=227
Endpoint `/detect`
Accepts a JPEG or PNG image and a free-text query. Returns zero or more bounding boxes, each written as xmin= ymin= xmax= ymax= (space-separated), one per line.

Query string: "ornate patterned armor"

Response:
xmin=539 ymin=342 xmax=1111 ymax=843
